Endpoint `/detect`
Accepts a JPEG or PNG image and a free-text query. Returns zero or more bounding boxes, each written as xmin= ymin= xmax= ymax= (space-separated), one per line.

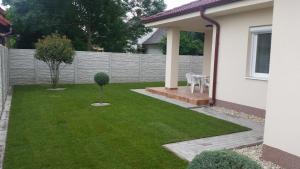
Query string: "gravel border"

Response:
xmin=234 ymin=145 xmax=283 ymax=169
xmin=209 ymin=107 xmax=283 ymax=168
xmin=210 ymin=106 xmax=265 ymax=124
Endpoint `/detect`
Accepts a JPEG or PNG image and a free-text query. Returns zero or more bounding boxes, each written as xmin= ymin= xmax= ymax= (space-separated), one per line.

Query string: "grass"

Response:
xmin=4 ymin=82 xmax=248 ymax=169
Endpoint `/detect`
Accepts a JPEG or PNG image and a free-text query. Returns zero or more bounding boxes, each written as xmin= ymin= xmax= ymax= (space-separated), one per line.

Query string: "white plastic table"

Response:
xmin=192 ymin=75 xmax=209 ymax=93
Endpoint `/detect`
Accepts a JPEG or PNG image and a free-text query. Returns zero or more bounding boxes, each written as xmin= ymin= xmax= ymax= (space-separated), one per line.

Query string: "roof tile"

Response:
xmin=142 ymin=0 xmax=241 ymax=23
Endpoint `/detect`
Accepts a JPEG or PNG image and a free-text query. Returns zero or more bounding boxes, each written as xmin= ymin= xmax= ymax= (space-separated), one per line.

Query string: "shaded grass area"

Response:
xmin=4 ymin=82 xmax=248 ymax=169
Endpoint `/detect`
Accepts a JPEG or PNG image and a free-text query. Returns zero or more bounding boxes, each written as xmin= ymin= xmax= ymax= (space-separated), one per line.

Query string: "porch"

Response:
xmin=146 ymin=86 xmax=209 ymax=106
xmin=144 ymin=11 xmax=214 ymax=106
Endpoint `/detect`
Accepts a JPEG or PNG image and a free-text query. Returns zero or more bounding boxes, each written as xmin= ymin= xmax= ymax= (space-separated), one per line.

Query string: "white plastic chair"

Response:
xmin=186 ymin=73 xmax=200 ymax=93
xmin=201 ymin=77 xmax=210 ymax=93
xmin=186 ymin=73 xmax=193 ymax=87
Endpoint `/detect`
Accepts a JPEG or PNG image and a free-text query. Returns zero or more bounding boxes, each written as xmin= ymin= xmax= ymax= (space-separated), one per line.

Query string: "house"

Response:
xmin=139 ymin=28 xmax=166 ymax=54
xmin=0 ymin=7 xmax=11 ymax=45
xmin=142 ymin=0 xmax=300 ymax=169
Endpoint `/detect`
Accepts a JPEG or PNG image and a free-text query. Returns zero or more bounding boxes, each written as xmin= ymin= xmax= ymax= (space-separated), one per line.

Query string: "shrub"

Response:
xmin=94 ymin=72 xmax=110 ymax=102
xmin=187 ymin=150 xmax=262 ymax=169
xmin=94 ymin=72 xmax=109 ymax=87
xmin=35 ymin=33 xmax=75 ymax=88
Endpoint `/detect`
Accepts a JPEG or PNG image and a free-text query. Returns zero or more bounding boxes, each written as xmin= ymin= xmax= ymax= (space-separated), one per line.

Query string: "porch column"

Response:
xmin=165 ymin=28 xmax=180 ymax=89
xmin=203 ymin=30 xmax=213 ymax=76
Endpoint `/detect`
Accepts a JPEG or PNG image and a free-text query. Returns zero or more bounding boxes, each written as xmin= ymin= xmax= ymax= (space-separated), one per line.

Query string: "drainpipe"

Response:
xmin=200 ymin=9 xmax=220 ymax=106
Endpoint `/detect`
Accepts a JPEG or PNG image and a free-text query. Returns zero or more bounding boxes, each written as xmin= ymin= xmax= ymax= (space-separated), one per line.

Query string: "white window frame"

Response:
xmin=249 ymin=26 xmax=272 ymax=80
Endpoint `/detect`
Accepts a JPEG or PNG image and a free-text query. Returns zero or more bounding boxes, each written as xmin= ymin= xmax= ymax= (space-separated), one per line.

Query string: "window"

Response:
xmin=249 ymin=26 xmax=272 ymax=79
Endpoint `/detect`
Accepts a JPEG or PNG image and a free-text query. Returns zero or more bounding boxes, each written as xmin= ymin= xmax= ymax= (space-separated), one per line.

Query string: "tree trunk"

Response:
xmin=87 ymin=25 xmax=92 ymax=51
xmin=99 ymin=86 xmax=103 ymax=103
xmin=48 ymin=62 xmax=60 ymax=88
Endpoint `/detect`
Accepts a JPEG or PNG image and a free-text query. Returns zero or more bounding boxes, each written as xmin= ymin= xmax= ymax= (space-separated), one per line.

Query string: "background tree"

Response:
xmin=160 ymin=32 xmax=204 ymax=55
xmin=35 ymin=33 xmax=75 ymax=88
xmin=72 ymin=0 xmax=128 ymax=51
xmin=3 ymin=0 xmax=86 ymax=49
xmin=124 ymin=0 xmax=166 ymax=52
xmin=4 ymin=0 xmax=166 ymax=52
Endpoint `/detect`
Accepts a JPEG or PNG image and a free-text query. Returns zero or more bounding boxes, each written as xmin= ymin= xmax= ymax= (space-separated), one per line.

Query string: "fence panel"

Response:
xmin=8 ymin=49 xmax=203 ymax=85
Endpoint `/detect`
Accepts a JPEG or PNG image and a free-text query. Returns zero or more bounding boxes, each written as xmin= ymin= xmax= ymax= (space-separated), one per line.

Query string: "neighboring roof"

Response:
xmin=0 ymin=7 xmax=10 ymax=27
xmin=0 ymin=15 xmax=10 ymax=27
xmin=143 ymin=29 xmax=166 ymax=45
xmin=0 ymin=7 xmax=5 ymax=16
xmin=142 ymin=0 xmax=241 ymax=23
xmin=138 ymin=28 xmax=157 ymax=44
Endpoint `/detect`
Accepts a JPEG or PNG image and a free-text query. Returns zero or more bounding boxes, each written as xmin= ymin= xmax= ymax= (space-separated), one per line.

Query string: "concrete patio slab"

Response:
xmin=132 ymin=89 xmax=198 ymax=109
xmin=146 ymin=87 xmax=209 ymax=106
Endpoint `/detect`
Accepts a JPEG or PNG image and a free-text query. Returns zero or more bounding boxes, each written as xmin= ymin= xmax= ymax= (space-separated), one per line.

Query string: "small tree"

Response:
xmin=94 ymin=72 xmax=110 ymax=102
xmin=35 ymin=33 xmax=75 ymax=88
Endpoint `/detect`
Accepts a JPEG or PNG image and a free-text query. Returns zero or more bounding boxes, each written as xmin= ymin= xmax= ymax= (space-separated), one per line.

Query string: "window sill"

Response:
xmin=245 ymin=76 xmax=268 ymax=81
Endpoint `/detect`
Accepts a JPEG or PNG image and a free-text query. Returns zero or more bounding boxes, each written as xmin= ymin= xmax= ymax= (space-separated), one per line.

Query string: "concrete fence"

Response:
xmin=9 ymin=49 xmax=203 ymax=85
xmin=0 ymin=46 xmax=9 ymax=111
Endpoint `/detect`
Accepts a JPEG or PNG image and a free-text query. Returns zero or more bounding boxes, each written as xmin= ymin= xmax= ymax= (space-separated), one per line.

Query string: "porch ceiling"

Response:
xmin=145 ymin=12 xmax=212 ymax=33
xmin=144 ymin=0 xmax=273 ymax=32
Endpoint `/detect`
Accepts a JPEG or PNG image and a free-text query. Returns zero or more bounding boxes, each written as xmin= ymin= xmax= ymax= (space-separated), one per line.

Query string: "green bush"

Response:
xmin=35 ymin=33 xmax=75 ymax=88
xmin=94 ymin=72 xmax=110 ymax=102
xmin=94 ymin=72 xmax=109 ymax=87
xmin=187 ymin=150 xmax=262 ymax=169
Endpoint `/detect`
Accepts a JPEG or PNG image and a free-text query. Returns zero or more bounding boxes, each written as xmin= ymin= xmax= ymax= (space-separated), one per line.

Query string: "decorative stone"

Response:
xmin=47 ymin=88 xmax=66 ymax=91
xmin=91 ymin=103 xmax=110 ymax=107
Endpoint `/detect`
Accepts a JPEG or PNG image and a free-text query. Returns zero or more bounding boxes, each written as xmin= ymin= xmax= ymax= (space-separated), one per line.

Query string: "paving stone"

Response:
xmin=0 ymin=131 xmax=6 ymax=146
xmin=0 ymin=120 xmax=6 ymax=131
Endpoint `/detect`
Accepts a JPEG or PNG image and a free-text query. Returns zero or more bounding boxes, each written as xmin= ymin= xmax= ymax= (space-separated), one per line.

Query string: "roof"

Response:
xmin=143 ymin=29 xmax=166 ymax=45
xmin=142 ymin=0 xmax=242 ymax=23
xmin=0 ymin=15 xmax=10 ymax=27
xmin=0 ymin=7 xmax=10 ymax=27
xmin=0 ymin=7 xmax=5 ymax=16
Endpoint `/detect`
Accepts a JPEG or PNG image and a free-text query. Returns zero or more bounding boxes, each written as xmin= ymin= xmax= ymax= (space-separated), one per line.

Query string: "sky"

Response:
xmin=0 ymin=0 xmax=6 ymax=9
xmin=0 ymin=0 xmax=195 ymax=10
xmin=165 ymin=0 xmax=195 ymax=9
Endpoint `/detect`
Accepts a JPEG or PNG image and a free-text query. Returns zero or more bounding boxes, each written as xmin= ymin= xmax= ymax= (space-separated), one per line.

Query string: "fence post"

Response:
xmin=138 ymin=54 xmax=142 ymax=82
xmin=2 ymin=48 xmax=5 ymax=108
xmin=74 ymin=54 xmax=78 ymax=84
xmin=0 ymin=47 xmax=3 ymax=112
xmin=34 ymin=57 xmax=38 ymax=84
xmin=188 ymin=55 xmax=192 ymax=74
xmin=108 ymin=53 xmax=112 ymax=81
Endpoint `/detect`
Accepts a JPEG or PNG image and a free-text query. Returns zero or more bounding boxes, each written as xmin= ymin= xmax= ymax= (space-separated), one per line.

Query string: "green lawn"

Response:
xmin=4 ymin=82 xmax=248 ymax=169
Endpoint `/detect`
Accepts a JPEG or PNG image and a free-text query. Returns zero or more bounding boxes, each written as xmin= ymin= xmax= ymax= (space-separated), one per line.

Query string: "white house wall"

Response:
xmin=144 ymin=44 xmax=163 ymax=55
xmin=213 ymin=7 xmax=273 ymax=111
xmin=263 ymin=0 xmax=300 ymax=167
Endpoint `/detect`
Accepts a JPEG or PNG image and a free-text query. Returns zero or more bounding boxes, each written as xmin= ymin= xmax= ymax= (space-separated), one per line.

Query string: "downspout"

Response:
xmin=200 ymin=9 xmax=220 ymax=106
